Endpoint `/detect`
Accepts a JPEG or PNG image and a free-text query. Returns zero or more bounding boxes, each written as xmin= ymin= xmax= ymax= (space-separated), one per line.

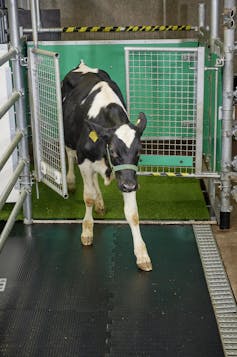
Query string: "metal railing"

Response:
xmin=0 ymin=0 xmax=32 ymax=251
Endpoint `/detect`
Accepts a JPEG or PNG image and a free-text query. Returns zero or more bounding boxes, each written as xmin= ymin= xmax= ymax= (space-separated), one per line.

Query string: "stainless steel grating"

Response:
xmin=28 ymin=48 xmax=68 ymax=198
xmin=193 ymin=225 xmax=237 ymax=357
xmin=125 ymin=47 xmax=204 ymax=175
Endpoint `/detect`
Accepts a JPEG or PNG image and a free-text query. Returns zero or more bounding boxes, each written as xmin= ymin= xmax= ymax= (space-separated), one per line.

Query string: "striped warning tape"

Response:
xmin=62 ymin=25 xmax=193 ymax=33
xmin=152 ymin=172 xmax=191 ymax=177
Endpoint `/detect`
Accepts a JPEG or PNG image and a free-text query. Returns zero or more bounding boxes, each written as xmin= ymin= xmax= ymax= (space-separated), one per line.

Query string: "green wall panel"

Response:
xmin=36 ymin=40 xmax=198 ymax=101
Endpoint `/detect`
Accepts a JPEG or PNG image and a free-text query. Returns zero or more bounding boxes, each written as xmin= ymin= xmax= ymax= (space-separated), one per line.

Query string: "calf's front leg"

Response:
xmin=123 ymin=191 xmax=152 ymax=271
xmin=79 ymin=161 xmax=96 ymax=246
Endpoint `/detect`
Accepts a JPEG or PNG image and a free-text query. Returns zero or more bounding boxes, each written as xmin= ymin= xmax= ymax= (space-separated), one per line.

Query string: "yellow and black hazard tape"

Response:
xmin=152 ymin=172 xmax=191 ymax=177
xmin=62 ymin=25 xmax=193 ymax=33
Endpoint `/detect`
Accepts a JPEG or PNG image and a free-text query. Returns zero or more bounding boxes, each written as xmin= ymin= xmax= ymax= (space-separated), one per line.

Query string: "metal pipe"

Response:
xmin=22 ymin=25 xmax=197 ymax=33
xmin=211 ymin=0 xmax=219 ymax=38
xmin=30 ymin=0 xmax=38 ymax=48
xmin=198 ymin=3 xmax=206 ymax=29
xmin=35 ymin=0 xmax=42 ymax=29
xmin=0 ymin=90 xmax=20 ymax=120
xmin=213 ymin=69 xmax=219 ymax=172
xmin=0 ymin=159 xmax=25 ymax=211
xmin=210 ymin=0 xmax=220 ymax=51
xmin=205 ymin=66 xmax=220 ymax=172
xmin=31 ymin=47 xmax=58 ymax=57
xmin=0 ymin=189 xmax=27 ymax=252
xmin=54 ymin=55 xmax=68 ymax=199
xmin=0 ymin=131 xmax=23 ymax=172
xmin=0 ymin=47 xmax=17 ymax=67
xmin=220 ymin=0 xmax=236 ymax=229
xmin=7 ymin=0 xmax=32 ymax=224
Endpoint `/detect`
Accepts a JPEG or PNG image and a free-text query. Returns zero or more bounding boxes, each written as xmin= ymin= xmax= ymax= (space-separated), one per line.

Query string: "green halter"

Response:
xmin=106 ymin=145 xmax=138 ymax=172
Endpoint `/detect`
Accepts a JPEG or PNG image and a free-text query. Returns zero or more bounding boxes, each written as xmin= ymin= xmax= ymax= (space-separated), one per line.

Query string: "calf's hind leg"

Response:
xmin=93 ymin=172 xmax=105 ymax=216
xmin=65 ymin=146 xmax=77 ymax=192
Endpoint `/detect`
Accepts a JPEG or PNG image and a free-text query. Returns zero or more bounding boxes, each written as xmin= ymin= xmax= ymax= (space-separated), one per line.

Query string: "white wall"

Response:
xmin=0 ymin=44 xmax=19 ymax=203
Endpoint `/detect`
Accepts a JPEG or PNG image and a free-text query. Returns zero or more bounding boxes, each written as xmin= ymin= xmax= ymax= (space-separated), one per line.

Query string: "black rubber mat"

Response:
xmin=0 ymin=223 xmax=224 ymax=356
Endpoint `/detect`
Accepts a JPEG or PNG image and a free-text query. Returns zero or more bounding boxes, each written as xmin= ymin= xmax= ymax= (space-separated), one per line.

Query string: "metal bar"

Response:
xmin=198 ymin=3 xmax=206 ymax=29
xmin=0 ymin=47 xmax=16 ymax=67
xmin=31 ymin=47 xmax=58 ymax=57
xmin=0 ymin=189 xmax=27 ymax=252
xmin=30 ymin=0 xmax=38 ymax=48
xmin=35 ymin=0 xmax=42 ymax=29
xmin=196 ymin=47 xmax=205 ymax=173
xmin=211 ymin=0 xmax=220 ymax=39
xmin=27 ymin=48 xmax=42 ymax=182
xmin=136 ymin=172 xmax=221 ymax=179
xmin=213 ymin=69 xmax=219 ymax=172
xmin=23 ymin=25 xmax=197 ymax=33
xmin=33 ymin=219 xmax=217 ymax=225
xmin=0 ymin=90 xmax=20 ymax=120
xmin=54 ymin=54 xmax=68 ymax=198
xmin=8 ymin=0 xmax=32 ymax=224
xmin=0 ymin=159 xmax=25 ymax=211
xmin=220 ymin=0 xmax=236 ymax=229
xmin=0 ymin=130 xmax=23 ymax=171
xmin=214 ymin=38 xmax=224 ymax=55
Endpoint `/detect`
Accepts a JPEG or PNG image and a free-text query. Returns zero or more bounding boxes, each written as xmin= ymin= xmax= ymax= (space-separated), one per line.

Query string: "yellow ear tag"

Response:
xmin=89 ymin=130 xmax=99 ymax=143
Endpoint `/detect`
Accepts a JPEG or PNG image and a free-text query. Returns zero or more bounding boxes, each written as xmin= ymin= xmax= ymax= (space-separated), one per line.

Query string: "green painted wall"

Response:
xmin=37 ymin=41 xmax=198 ymax=100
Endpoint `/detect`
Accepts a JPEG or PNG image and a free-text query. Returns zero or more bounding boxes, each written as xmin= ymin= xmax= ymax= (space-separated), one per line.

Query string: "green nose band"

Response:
xmin=106 ymin=145 xmax=138 ymax=172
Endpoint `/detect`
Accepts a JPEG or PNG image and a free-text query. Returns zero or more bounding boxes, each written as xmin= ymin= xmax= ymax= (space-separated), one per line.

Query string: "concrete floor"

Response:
xmin=213 ymin=203 xmax=237 ymax=301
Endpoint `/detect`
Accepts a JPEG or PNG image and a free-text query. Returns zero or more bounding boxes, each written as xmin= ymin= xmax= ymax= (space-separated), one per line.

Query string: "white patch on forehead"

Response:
xmin=115 ymin=124 xmax=136 ymax=149
xmin=88 ymin=81 xmax=127 ymax=119
xmin=73 ymin=62 xmax=98 ymax=74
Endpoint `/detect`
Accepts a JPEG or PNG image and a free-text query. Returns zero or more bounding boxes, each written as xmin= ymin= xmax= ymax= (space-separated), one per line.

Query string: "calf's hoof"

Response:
xmin=137 ymin=258 xmax=153 ymax=272
xmin=68 ymin=184 xmax=76 ymax=193
xmin=94 ymin=202 xmax=105 ymax=216
xmin=81 ymin=235 xmax=93 ymax=246
xmin=67 ymin=180 xmax=76 ymax=193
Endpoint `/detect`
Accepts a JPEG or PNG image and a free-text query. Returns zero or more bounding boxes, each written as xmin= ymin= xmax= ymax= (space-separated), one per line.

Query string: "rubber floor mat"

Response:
xmin=0 ymin=223 xmax=223 ymax=356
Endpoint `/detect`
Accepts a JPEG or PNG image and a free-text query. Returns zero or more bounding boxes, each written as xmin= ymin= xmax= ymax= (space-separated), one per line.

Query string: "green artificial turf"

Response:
xmin=0 ymin=170 xmax=210 ymax=221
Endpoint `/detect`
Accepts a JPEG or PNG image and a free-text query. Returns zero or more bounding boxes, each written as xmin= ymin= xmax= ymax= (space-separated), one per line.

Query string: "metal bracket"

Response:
xmin=20 ymin=56 xmax=28 ymax=67
xmin=223 ymin=6 xmax=236 ymax=29
xmin=215 ymin=57 xmax=224 ymax=67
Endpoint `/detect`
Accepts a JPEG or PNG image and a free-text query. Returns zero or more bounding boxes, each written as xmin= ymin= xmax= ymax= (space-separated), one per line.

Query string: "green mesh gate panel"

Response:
xmin=125 ymin=47 xmax=204 ymax=174
xmin=28 ymin=48 xmax=68 ymax=198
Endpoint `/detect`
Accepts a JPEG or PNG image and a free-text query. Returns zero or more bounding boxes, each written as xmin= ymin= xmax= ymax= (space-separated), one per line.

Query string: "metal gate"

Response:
xmin=125 ymin=47 xmax=204 ymax=175
xmin=28 ymin=48 xmax=68 ymax=198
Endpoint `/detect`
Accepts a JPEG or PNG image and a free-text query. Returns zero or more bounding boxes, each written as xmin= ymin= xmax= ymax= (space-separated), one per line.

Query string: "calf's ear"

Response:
xmin=136 ymin=112 xmax=147 ymax=136
xmin=86 ymin=120 xmax=114 ymax=143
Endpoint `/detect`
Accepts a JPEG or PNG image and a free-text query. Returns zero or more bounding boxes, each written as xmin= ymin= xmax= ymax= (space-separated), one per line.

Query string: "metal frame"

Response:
xmin=125 ymin=46 xmax=205 ymax=176
xmin=0 ymin=0 xmax=32 ymax=250
xmin=28 ymin=47 xmax=68 ymax=198
xmin=219 ymin=0 xmax=236 ymax=229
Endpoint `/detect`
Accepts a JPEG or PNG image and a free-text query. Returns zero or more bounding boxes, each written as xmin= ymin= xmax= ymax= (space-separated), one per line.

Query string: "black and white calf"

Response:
xmin=62 ymin=61 xmax=152 ymax=271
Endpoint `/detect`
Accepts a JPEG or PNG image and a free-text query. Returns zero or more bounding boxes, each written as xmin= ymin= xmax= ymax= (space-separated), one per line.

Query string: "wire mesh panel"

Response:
xmin=28 ymin=48 xmax=68 ymax=198
xmin=125 ymin=47 xmax=204 ymax=175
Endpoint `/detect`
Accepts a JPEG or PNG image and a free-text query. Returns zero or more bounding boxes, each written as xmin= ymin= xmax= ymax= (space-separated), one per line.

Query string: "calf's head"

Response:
xmin=88 ymin=112 xmax=147 ymax=193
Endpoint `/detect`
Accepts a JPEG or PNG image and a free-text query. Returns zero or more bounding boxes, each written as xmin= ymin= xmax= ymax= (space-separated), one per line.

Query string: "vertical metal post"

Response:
xmin=198 ymin=3 xmax=206 ymax=29
xmin=7 ymin=0 xmax=32 ymax=224
xmin=30 ymin=0 xmax=38 ymax=48
xmin=220 ymin=0 xmax=236 ymax=229
xmin=35 ymin=0 xmax=42 ymax=29
xmin=210 ymin=0 xmax=220 ymax=51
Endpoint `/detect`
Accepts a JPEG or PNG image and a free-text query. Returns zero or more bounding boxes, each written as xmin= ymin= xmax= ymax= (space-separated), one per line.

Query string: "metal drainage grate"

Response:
xmin=193 ymin=224 xmax=237 ymax=357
